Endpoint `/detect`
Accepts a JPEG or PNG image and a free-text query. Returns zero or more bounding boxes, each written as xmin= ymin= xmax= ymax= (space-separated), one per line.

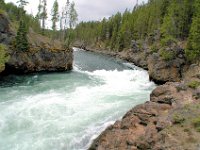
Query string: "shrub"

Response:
xmin=187 ymin=81 xmax=200 ymax=89
xmin=150 ymin=43 xmax=159 ymax=54
xmin=0 ymin=9 xmax=5 ymax=14
xmin=192 ymin=117 xmax=200 ymax=132
xmin=0 ymin=44 xmax=9 ymax=71
xmin=173 ymin=114 xmax=185 ymax=124
xmin=160 ymin=48 xmax=175 ymax=61
xmin=161 ymin=36 xmax=177 ymax=47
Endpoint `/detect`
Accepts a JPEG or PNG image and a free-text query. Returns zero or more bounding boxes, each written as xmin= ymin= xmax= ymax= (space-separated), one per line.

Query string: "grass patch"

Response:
xmin=173 ymin=114 xmax=185 ymax=124
xmin=150 ymin=44 xmax=159 ymax=54
xmin=0 ymin=9 xmax=5 ymax=15
xmin=0 ymin=44 xmax=9 ymax=72
xmin=192 ymin=117 xmax=200 ymax=132
xmin=161 ymin=36 xmax=177 ymax=47
xmin=160 ymin=48 xmax=175 ymax=61
xmin=187 ymin=81 xmax=200 ymax=89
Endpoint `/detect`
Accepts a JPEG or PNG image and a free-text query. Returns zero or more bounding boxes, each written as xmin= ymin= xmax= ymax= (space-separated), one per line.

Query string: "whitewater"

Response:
xmin=0 ymin=48 xmax=156 ymax=150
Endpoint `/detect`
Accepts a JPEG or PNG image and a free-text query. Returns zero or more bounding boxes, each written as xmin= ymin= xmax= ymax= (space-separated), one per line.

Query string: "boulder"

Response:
xmin=147 ymin=54 xmax=185 ymax=83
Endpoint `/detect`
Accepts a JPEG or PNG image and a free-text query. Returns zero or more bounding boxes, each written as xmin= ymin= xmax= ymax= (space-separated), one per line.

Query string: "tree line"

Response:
xmin=72 ymin=0 xmax=200 ymax=62
xmin=0 ymin=0 xmax=78 ymax=51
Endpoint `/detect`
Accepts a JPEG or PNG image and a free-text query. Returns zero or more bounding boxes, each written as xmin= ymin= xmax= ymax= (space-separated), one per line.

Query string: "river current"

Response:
xmin=0 ymin=48 xmax=156 ymax=150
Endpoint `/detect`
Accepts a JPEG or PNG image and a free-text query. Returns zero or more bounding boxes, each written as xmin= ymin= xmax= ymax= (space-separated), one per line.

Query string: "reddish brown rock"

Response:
xmin=89 ymin=82 xmax=200 ymax=150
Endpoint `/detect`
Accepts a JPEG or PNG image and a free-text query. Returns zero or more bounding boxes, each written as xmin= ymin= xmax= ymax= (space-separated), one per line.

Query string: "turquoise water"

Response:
xmin=0 ymin=48 xmax=156 ymax=150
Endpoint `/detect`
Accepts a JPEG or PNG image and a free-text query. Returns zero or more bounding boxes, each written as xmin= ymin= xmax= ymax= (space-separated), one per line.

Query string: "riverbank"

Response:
xmin=89 ymin=81 xmax=200 ymax=150
xmin=0 ymin=13 xmax=73 ymax=76
xmin=74 ymin=46 xmax=200 ymax=149
xmin=76 ymin=44 xmax=187 ymax=84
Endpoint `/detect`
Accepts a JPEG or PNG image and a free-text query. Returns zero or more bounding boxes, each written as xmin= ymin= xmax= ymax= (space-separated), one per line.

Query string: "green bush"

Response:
xmin=192 ymin=117 xmax=200 ymax=132
xmin=0 ymin=9 xmax=5 ymax=14
xmin=187 ymin=81 xmax=200 ymax=89
xmin=161 ymin=36 xmax=177 ymax=47
xmin=173 ymin=114 xmax=185 ymax=124
xmin=0 ymin=44 xmax=9 ymax=72
xmin=160 ymin=48 xmax=175 ymax=61
xmin=150 ymin=44 xmax=159 ymax=53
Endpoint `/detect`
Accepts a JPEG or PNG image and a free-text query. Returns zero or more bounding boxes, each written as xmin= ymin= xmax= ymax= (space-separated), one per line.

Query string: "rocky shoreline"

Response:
xmin=89 ymin=81 xmax=200 ymax=150
xmin=74 ymin=45 xmax=200 ymax=150
xmin=79 ymin=45 xmax=186 ymax=84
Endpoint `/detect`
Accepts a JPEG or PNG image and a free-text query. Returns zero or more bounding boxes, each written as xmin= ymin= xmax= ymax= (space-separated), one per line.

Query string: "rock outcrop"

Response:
xmin=0 ymin=13 xmax=73 ymax=75
xmin=0 ymin=13 xmax=15 ymax=45
xmin=5 ymin=48 xmax=72 ymax=74
xmin=89 ymin=82 xmax=200 ymax=150
xmin=76 ymin=40 xmax=187 ymax=84
xmin=147 ymin=54 xmax=185 ymax=83
xmin=77 ymin=40 xmax=200 ymax=150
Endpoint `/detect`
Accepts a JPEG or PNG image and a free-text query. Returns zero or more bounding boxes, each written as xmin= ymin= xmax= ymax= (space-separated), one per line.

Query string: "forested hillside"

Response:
xmin=0 ymin=0 xmax=76 ymax=74
xmin=73 ymin=0 xmax=200 ymax=62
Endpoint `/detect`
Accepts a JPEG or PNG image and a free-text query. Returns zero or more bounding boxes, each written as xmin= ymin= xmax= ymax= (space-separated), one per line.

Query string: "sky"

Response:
xmin=5 ymin=0 xmax=146 ymax=28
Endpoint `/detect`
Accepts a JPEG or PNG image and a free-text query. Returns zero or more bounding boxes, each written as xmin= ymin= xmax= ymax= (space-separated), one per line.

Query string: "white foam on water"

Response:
xmin=0 ymin=62 xmax=156 ymax=150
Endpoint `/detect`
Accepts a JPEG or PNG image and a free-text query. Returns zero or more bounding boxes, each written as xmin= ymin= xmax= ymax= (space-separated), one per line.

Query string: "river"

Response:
xmin=0 ymin=48 xmax=156 ymax=150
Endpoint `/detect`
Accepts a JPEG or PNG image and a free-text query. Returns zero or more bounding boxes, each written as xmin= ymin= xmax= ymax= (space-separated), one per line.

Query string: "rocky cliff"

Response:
xmin=89 ymin=64 xmax=200 ymax=150
xmin=0 ymin=13 xmax=73 ymax=75
xmin=74 ymin=41 xmax=200 ymax=150
xmin=0 ymin=13 xmax=15 ymax=45
xmin=89 ymin=81 xmax=200 ymax=150
xmin=77 ymin=40 xmax=186 ymax=84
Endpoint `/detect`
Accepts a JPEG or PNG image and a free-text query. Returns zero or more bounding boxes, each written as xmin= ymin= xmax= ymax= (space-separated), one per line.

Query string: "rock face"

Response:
xmin=0 ymin=13 xmax=73 ymax=74
xmin=76 ymin=40 xmax=187 ymax=83
xmin=5 ymin=48 xmax=73 ymax=74
xmin=0 ymin=13 xmax=15 ymax=45
xmin=74 ymin=30 xmax=199 ymax=150
xmin=89 ymin=82 xmax=200 ymax=150
xmin=118 ymin=49 xmax=148 ymax=69
xmin=147 ymin=54 xmax=185 ymax=83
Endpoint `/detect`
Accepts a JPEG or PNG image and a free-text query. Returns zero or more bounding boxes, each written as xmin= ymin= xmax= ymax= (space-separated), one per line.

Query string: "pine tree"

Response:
xmin=15 ymin=20 xmax=29 ymax=51
xmin=16 ymin=0 xmax=28 ymax=17
xmin=17 ymin=0 xmax=28 ymax=8
xmin=0 ymin=0 xmax=5 ymax=9
xmin=64 ymin=0 xmax=70 ymax=30
xmin=40 ymin=0 xmax=47 ymax=34
xmin=186 ymin=0 xmax=200 ymax=61
xmin=36 ymin=0 xmax=42 ymax=21
xmin=69 ymin=1 xmax=78 ymax=29
xmin=51 ymin=0 xmax=59 ymax=31
xmin=110 ymin=12 xmax=121 ymax=49
xmin=64 ymin=1 xmax=78 ymax=48
xmin=100 ymin=18 xmax=107 ymax=41
xmin=161 ymin=0 xmax=194 ymax=40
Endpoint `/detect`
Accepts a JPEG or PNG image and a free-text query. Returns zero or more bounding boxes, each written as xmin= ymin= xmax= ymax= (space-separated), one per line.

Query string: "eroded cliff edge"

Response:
xmin=0 ymin=13 xmax=73 ymax=75
xmin=74 ymin=41 xmax=200 ymax=150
